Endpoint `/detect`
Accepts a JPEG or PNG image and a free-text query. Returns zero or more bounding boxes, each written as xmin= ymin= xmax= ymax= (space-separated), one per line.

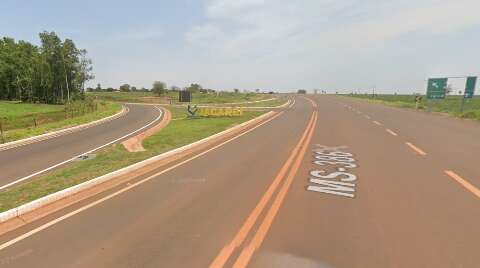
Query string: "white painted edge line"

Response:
xmin=0 ymin=105 xmax=128 ymax=152
xmin=0 ymin=111 xmax=277 ymax=224
xmin=0 ymin=106 xmax=163 ymax=191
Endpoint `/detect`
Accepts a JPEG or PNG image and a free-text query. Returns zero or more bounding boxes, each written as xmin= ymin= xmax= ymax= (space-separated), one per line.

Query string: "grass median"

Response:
xmin=1 ymin=101 xmax=122 ymax=143
xmin=0 ymin=108 xmax=264 ymax=212
xmin=345 ymin=94 xmax=480 ymax=120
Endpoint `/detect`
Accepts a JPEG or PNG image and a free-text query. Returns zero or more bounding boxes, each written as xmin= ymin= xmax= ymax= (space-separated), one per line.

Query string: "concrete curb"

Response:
xmin=0 ymin=111 xmax=275 ymax=224
xmin=0 ymin=105 xmax=128 ymax=152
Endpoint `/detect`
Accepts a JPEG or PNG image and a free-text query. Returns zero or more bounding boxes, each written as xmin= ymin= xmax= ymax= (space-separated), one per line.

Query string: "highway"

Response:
xmin=0 ymin=96 xmax=479 ymax=267
xmin=0 ymin=104 xmax=163 ymax=189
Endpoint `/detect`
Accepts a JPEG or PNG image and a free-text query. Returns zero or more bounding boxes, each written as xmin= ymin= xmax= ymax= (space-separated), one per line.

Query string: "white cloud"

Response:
xmin=181 ymin=0 xmax=480 ymax=91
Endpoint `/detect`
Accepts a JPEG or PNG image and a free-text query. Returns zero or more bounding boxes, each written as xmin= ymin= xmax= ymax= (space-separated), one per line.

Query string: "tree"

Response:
xmin=95 ymin=83 xmax=102 ymax=91
xmin=119 ymin=84 xmax=131 ymax=92
xmin=233 ymin=88 xmax=239 ymax=93
xmin=186 ymin=83 xmax=202 ymax=93
xmin=152 ymin=81 xmax=167 ymax=96
xmin=297 ymin=89 xmax=307 ymax=94
xmin=0 ymin=32 xmax=93 ymax=103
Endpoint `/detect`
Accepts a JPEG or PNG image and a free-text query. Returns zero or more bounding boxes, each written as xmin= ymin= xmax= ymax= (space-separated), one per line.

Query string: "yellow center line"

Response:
xmin=405 ymin=142 xmax=427 ymax=156
xmin=445 ymin=170 xmax=480 ymax=198
xmin=386 ymin=129 xmax=398 ymax=136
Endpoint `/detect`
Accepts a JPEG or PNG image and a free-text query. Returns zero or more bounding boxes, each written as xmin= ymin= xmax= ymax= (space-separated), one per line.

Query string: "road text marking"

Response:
xmin=307 ymin=145 xmax=358 ymax=198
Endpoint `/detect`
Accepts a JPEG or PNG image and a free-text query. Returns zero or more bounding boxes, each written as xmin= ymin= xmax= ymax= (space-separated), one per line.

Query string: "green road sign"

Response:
xmin=426 ymin=78 xmax=447 ymax=99
xmin=464 ymin=76 xmax=477 ymax=99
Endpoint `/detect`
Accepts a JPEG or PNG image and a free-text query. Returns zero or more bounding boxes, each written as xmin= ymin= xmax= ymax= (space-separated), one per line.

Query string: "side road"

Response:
xmin=0 ymin=105 xmax=127 ymax=152
xmin=0 ymin=104 xmax=163 ymax=189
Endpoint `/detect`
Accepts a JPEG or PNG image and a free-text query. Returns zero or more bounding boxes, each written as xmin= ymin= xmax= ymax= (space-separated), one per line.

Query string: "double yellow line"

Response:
xmin=210 ymin=110 xmax=318 ymax=268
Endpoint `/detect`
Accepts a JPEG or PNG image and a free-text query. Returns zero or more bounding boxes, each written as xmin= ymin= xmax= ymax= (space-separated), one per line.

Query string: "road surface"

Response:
xmin=0 ymin=96 xmax=478 ymax=268
xmin=0 ymin=104 xmax=163 ymax=189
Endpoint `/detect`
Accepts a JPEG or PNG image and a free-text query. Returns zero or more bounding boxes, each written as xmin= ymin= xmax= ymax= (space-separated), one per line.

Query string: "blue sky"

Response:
xmin=1 ymin=0 xmax=480 ymax=93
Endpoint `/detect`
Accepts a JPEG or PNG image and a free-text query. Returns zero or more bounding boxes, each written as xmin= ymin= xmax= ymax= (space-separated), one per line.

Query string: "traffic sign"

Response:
xmin=464 ymin=76 xmax=477 ymax=99
xmin=426 ymin=78 xmax=448 ymax=99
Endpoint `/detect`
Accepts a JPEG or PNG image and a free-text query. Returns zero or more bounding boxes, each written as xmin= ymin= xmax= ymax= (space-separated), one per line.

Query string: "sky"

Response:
xmin=1 ymin=0 xmax=480 ymax=93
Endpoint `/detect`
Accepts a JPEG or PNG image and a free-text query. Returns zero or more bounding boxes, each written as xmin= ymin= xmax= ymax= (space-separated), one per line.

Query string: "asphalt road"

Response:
xmin=0 ymin=96 xmax=479 ymax=268
xmin=0 ymin=104 xmax=162 ymax=189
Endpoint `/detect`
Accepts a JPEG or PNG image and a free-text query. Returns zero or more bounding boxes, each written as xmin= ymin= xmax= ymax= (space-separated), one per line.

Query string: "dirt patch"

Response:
xmin=122 ymin=107 xmax=172 ymax=152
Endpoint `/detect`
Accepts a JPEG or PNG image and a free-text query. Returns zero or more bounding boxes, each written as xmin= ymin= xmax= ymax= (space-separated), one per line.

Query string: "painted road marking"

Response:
xmin=365 ymin=115 xmax=371 ymax=119
xmin=210 ymin=112 xmax=317 ymax=268
xmin=0 ymin=111 xmax=286 ymax=252
xmin=0 ymin=106 xmax=164 ymax=191
xmin=232 ymin=112 xmax=318 ymax=268
xmin=445 ymin=170 xmax=480 ymax=198
xmin=302 ymin=97 xmax=317 ymax=108
xmin=386 ymin=129 xmax=398 ymax=136
xmin=373 ymin=121 xmax=382 ymax=126
xmin=308 ymin=145 xmax=358 ymax=198
xmin=405 ymin=142 xmax=427 ymax=156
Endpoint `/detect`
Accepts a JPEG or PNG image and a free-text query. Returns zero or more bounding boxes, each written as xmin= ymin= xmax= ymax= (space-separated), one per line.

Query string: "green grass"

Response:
xmin=0 ymin=101 xmax=65 ymax=117
xmin=0 ymin=101 xmax=121 ymax=143
xmin=345 ymin=94 xmax=480 ymax=120
xmin=0 ymin=109 xmax=264 ymax=212
xmin=89 ymin=91 xmax=276 ymax=105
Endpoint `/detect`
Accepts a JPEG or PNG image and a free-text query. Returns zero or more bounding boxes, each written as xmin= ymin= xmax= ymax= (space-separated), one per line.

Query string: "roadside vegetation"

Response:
xmin=0 ymin=108 xmax=264 ymax=212
xmin=89 ymin=90 xmax=278 ymax=105
xmin=0 ymin=32 xmax=93 ymax=104
xmin=0 ymin=100 xmax=121 ymax=143
xmin=346 ymin=94 xmax=480 ymax=120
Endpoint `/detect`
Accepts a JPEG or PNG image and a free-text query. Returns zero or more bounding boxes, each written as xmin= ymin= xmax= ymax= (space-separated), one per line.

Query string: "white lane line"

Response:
xmin=0 ymin=111 xmax=285 ymax=251
xmin=405 ymin=142 xmax=427 ymax=156
xmin=444 ymin=170 xmax=480 ymax=198
xmin=386 ymin=129 xmax=398 ymax=136
xmin=364 ymin=115 xmax=371 ymax=119
xmin=0 ymin=106 xmax=163 ymax=190
xmin=373 ymin=121 xmax=382 ymax=126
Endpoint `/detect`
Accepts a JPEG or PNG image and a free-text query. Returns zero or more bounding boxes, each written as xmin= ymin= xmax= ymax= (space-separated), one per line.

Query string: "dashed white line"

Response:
xmin=386 ymin=129 xmax=398 ymax=136
xmin=405 ymin=142 xmax=427 ymax=156
xmin=373 ymin=121 xmax=382 ymax=126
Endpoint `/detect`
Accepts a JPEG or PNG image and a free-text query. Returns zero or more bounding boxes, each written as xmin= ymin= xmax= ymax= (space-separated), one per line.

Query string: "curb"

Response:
xmin=0 ymin=105 xmax=128 ymax=152
xmin=0 ymin=111 xmax=276 ymax=224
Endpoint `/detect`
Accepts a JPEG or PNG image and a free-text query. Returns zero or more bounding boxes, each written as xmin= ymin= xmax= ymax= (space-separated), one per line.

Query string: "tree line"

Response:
xmin=0 ymin=32 xmax=93 ymax=104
